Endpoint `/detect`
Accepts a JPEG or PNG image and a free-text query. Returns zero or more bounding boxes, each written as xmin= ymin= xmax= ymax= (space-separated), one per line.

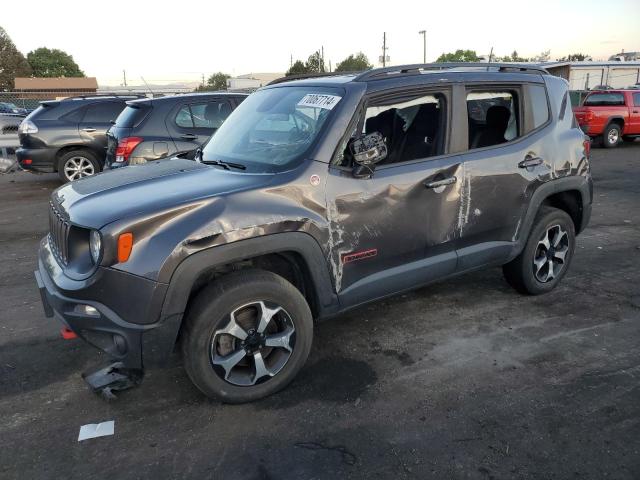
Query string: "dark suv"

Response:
xmin=35 ymin=64 xmax=592 ymax=403
xmin=17 ymin=95 xmax=140 ymax=182
xmin=105 ymin=92 xmax=247 ymax=168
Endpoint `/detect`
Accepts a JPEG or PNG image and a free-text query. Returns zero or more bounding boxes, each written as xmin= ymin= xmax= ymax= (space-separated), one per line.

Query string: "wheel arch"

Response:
xmin=605 ymin=116 xmax=625 ymax=130
xmin=142 ymin=232 xmax=340 ymax=368
xmin=511 ymin=177 xmax=592 ymax=260
xmin=55 ymin=145 xmax=102 ymax=172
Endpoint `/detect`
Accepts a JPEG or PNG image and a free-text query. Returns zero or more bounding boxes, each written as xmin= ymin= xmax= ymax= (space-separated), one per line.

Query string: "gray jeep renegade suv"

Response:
xmin=35 ymin=63 xmax=592 ymax=402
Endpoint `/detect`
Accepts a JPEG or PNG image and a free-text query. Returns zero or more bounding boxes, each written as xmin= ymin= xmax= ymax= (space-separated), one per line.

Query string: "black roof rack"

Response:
xmin=267 ymin=71 xmax=358 ymax=86
xmin=354 ymin=62 xmax=549 ymax=81
xmin=61 ymin=94 xmax=147 ymax=101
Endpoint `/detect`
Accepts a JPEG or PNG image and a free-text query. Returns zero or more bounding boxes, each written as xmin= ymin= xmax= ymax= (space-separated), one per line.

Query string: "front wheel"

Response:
xmin=181 ymin=270 xmax=313 ymax=403
xmin=602 ymin=123 xmax=621 ymax=148
xmin=503 ymin=207 xmax=576 ymax=295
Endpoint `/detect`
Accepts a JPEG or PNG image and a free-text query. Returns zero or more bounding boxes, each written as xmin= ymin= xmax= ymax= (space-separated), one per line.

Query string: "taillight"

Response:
xmin=115 ymin=137 xmax=143 ymax=163
xmin=583 ymin=137 xmax=591 ymax=158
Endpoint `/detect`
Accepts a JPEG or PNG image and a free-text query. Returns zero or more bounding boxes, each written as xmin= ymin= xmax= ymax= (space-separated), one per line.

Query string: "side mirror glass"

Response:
xmin=349 ymin=131 xmax=387 ymax=178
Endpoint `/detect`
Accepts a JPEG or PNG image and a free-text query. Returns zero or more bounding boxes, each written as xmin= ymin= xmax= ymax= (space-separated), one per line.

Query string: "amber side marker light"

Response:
xmin=117 ymin=233 xmax=134 ymax=263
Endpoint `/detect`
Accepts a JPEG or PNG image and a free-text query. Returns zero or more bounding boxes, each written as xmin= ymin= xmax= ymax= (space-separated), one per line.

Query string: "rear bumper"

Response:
xmin=16 ymin=147 xmax=57 ymax=172
xmin=36 ymin=237 xmax=179 ymax=369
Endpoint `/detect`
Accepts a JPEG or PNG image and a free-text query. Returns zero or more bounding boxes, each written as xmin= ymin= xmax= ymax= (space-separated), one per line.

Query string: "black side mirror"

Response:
xmin=349 ymin=131 xmax=387 ymax=178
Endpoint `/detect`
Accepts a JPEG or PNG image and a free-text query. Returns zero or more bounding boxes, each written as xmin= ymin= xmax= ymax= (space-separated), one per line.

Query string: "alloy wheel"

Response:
xmin=607 ymin=128 xmax=619 ymax=145
xmin=533 ymin=224 xmax=569 ymax=283
xmin=64 ymin=156 xmax=95 ymax=181
xmin=210 ymin=301 xmax=296 ymax=386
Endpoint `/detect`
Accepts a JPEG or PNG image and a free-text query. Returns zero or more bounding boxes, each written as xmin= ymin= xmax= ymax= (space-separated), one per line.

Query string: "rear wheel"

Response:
xmin=602 ymin=123 xmax=621 ymax=148
xmin=57 ymin=150 xmax=100 ymax=182
xmin=503 ymin=207 xmax=576 ymax=295
xmin=181 ymin=270 xmax=313 ymax=403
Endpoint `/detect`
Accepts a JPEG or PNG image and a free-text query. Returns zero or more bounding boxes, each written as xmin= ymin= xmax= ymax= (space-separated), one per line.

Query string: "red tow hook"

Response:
xmin=61 ymin=327 xmax=78 ymax=340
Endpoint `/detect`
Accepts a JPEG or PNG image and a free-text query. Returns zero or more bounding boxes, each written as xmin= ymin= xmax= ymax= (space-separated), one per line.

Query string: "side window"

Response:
xmin=633 ymin=93 xmax=640 ymax=107
xmin=175 ymin=105 xmax=193 ymax=128
xmin=359 ymin=93 xmax=446 ymax=165
xmin=83 ymin=102 xmax=125 ymax=123
xmin=466 ymin=90 xmax=519 ymax=149
xmin=529 ymin=85 xmax=549 ymax=128
xmin=176 ymin=101 xmax=232 ymax=129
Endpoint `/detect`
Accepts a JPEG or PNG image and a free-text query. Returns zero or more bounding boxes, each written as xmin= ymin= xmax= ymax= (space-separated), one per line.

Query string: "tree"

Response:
xmin=557 ymin=53 xmax=590 ymax=61
xmin=286 ymin=60 xmax=309 ymax=76
xmin=27 ymin=47 xmax=84 ymax=77
xmin=335 ymin=52 xmax=372 ymax=72
xmin=306 ymin=51 xmax=325 ymax=73
xmin=196 ymin=72 xmax=230 ymax=91
xmin=435 ymin=49 xmax=480 ymax=62
xmin=498 ymin=50 xmax=530 ymax=62
xmin=0 ymin=26 xmax=32 ymax=90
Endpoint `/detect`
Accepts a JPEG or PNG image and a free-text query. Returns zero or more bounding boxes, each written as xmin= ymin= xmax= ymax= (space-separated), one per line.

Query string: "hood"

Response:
xmin=52 ymin=158 xmax=275 ymax=228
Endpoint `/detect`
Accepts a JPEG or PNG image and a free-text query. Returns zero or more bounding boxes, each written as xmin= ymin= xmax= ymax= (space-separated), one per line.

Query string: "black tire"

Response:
xmin=503 ymin=206 xmax=576 ymax=295
xmin=602 ymin=123 xmax=621 ymax=148
xmin=181 ymin=269 xmax=313 ymax=403
xmin=57 ymin=150 xmax=101 ymax=182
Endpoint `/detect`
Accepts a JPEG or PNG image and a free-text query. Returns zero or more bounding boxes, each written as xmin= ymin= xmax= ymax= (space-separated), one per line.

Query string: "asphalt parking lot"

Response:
xmin=1 ymin=145 xmax=639 ymax=479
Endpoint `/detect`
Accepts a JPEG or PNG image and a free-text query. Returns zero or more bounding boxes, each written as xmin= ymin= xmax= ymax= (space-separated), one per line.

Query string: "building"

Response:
xmin=541 ymin=61 xmax=640 ymax=90
xmin=13 ymin=77 xmax=98 ymax=99
xmin=227 ymin=73 xmax=284 ymax=91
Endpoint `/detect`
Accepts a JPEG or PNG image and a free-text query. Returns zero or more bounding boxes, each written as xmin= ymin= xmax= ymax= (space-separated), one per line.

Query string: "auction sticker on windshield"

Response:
xmin=297 ymin=94 xmax=342 ymax=110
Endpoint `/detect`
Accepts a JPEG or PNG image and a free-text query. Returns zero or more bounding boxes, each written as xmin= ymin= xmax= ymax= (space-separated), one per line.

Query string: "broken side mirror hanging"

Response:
xmin=349 ymin=131 xmax=387 ymax=178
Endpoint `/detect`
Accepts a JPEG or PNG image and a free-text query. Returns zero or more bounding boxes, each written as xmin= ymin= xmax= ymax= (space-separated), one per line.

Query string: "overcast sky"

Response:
xmin=2 ymin=0 xmax=639 ymax=86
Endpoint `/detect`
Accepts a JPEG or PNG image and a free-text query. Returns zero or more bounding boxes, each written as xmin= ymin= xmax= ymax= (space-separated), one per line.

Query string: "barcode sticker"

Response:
xmin=297 ymin=94 xmax=342 ymax=110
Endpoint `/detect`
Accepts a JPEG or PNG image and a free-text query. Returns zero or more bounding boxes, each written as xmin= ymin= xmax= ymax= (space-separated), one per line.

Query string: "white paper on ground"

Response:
xmin=78 ymin=421 xmax=115 ymax=441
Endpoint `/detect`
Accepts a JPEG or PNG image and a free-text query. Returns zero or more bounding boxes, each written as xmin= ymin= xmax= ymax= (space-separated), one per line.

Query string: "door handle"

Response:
xmin=424 ymin=176 xmax=457 ymax=189
xmin=180 ymin=133 xmax=197 ymax=140
xmin=518 ymin=156 xmax=543 ymax=169
xmin=81 ymin=127 xmax=96 ymax=133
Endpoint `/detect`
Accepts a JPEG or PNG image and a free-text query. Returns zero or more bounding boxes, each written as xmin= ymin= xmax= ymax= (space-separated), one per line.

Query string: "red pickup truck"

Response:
xmin=573 ymin=90 xmax=640 ymax=148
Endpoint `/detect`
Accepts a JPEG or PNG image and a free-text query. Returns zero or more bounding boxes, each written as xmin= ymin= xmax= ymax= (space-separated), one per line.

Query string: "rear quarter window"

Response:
xmin=115 ymin=105 xmax=151 ymax=128
xmin=529 ymin=85 xmax=549 ymax=128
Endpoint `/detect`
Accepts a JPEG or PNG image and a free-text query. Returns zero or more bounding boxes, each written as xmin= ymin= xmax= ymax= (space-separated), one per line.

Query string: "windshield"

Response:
xmin=201 ymin=86 xmax=344 ymax=172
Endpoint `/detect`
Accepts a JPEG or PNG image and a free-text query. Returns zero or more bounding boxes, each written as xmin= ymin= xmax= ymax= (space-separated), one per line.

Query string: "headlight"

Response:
xmin=89 ymin=230 xmax=102 ymax=264
xmin=18 ymin=119 xmax=38 ymax=134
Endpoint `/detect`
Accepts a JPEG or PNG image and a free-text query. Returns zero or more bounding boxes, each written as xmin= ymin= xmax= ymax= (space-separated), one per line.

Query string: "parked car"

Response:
xmin=105 ymin=92 xmax=248 ymax=169
xmin=0 ymin=101 xmax=28 ymax=116
xmin=573 ymin=90 xmax=640 ymax=147
xmin=16 ymin=95 xmax=142 ymax=182
xmin=0 ymin=113 xmax=21 ymax=149
xmin=36 ymin=63 xmax=592 ymax=403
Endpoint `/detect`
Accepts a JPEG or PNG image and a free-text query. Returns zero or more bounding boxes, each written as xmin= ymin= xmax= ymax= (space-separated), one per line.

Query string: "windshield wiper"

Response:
xmin=201 ymin=159 xmax=247 ymax=170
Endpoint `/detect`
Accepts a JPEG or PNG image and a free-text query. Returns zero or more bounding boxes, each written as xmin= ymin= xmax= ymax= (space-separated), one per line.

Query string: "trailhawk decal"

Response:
xmin=341 ymin=248 xmax=378 ymax=264
xmin=297 ymin=94 xmax=342 ymax=110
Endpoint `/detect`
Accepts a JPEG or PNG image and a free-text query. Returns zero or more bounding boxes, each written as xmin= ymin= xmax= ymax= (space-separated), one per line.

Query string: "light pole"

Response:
xmin=418 ymin=30 xmax=426 ymax=63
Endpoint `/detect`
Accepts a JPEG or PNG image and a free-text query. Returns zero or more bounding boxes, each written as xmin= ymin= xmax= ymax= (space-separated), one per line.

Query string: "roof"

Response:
xmin=14 ymin=77 xmax=98 ymax=90
xmin=126 ymin=91 xmax=249 ymax=106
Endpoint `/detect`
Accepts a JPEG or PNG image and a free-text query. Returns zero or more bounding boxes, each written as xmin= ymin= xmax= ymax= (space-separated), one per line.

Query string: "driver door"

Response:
xmin=325 ymin=88 xmax=463 ymax=307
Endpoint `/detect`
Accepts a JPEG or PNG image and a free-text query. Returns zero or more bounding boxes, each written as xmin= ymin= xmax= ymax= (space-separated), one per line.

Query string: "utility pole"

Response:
xmin=382 ymin=32 xmax=388 ymax=67
xmin=122 ymin=70 xmax=127 ymax=87
xmin=321 ymin=46 xmax=325 ymax=72
xmin=290 ymin=54 xmax=293 ymax=68
xmin=418 ymin=30 xmax=426 ymax=63
xmin=201 ymin=73 xmax=205 ymax=88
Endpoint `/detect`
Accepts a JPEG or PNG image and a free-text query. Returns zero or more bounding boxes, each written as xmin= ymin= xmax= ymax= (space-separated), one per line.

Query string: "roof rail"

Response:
xmin=61 ymin=94 xmax=147 ymax=101
xmin=354 ymin=62 xmax=549 ymax=81
xmin=267 ymin=71 xmax=358 ymax=86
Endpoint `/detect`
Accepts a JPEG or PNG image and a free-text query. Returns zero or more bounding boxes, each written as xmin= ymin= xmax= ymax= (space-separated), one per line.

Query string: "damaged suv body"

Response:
xmin=36 ymin=64 xmax=592 ymax=402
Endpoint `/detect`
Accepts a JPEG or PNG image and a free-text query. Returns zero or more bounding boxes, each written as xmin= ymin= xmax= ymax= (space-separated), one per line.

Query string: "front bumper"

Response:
xmin=35 ymin=237 xmax=178 ymax=369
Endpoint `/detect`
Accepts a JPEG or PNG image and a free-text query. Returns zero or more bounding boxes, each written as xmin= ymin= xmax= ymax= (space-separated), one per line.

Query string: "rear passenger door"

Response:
xmin=78 ymin=101 xmax=127 ymax=154
xmin=168 ymin=98 xmax=233 ymax=154
xmin=454 ymin=82 xmax=553 ymax=271
xmin=630 ymin=93 xmax=640 ymax=134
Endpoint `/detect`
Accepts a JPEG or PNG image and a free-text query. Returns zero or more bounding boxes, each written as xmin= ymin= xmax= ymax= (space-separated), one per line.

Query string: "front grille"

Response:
xmin=49 ymin=202 xmax=70 ymax=265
